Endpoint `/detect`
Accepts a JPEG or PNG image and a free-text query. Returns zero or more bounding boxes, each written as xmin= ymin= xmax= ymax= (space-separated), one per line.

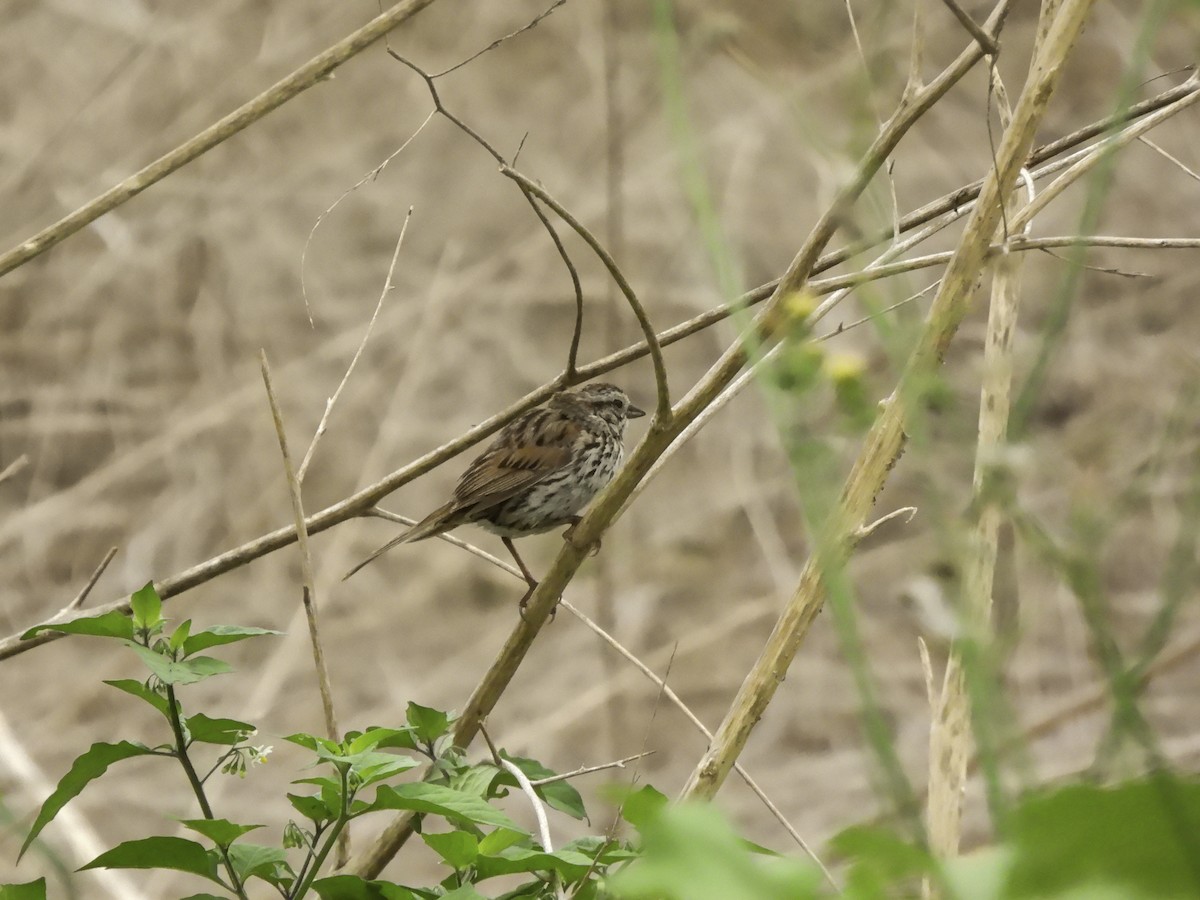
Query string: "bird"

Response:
xmin=342 ymin=382 xmax=646 ymax=610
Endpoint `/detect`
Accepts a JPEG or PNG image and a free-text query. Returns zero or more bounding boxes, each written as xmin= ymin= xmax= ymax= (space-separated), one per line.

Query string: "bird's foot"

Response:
xmin=563 ymin=521 xmax=601 ymax=557
xmin=518 ymin=582 xmax=557 ymax=622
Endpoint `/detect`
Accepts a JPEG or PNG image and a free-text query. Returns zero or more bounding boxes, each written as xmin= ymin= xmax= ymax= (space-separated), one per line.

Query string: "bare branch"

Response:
xmin=679 ymin=0 xmax=1086 ymax=803
xmin=433 ymin=0 xmax=569 ymax=78
xmin=0 ymin=454 xmax=30 ymax=487
xmin=527 ymin=752 xmax=654 ymax=788
xmin=0 ymin=0 xmax=441 ymax=279
xmin=63 ymin=548 xmax=119 ymax=616
xmin=259 ymin=353 xmax=341 ymax=751
xmin=501 ymin=166 xmax=671 ymax=423
xmin=938 ymin=0 xmax=999 ymax=56
xmin=1138 ymin=135 xmax=1200 ymax=185
xmin=388 ymin=50 xmax=585 ymax=379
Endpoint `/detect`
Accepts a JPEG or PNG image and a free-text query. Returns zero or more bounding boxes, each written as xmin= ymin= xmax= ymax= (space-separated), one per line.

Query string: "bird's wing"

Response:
xmin=452 ymin=412 xmax=579 ymax=513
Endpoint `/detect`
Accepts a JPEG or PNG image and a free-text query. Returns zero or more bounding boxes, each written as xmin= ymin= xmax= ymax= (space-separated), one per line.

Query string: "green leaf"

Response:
xmin=500 ymin=754 xmax=587 ymax=821
xmin=353 ymin=753 xmax=422 ymax=787
xmin=285 ymin=732 xmax=339 ymax=754
xmin=448 ymin=762 xmax=501 ymax=799
xmin=311 ymin=876 xmax=422 ymax=899
xmin=940 ymin=846 xmax=1011 ymax=900
xmin=22 ymin=610 xmax=134 ymax=642
xmin=226 ymin=842 xmax=290 ymax=884
xmin=181 ymin=625 xmax=281 ymax=656
xmin=289 ymin=792 xmax=334 ymax=823
xmin=184 ymin=713 xmax=256 ymax=746
xmin=80 ymin=836 xmax=219 ymax=883
xmin=421 ymin=831 xmax=479 ymax=869
xmin=366 ymin=784 xmax=525 ymax=831
xmin=618 ymin=784 xmax=669 ymax=833
xmin=405 ymin=702 xmax=451 ymax=743
xmin=104 ymin=679 xmax=170 ymax=717
xmin=19 ymin=741 xmax=155 ymax=860
xmin=1005 ymin=779 xmax=1200 ymax=899
xmin=130 ymin=582 xmax=163 ymax=630
xmin=169 ymin=619 xmax=192 ymax=653
xmin=180 ymin=895 xmax=230 ymax=900
xmin=478 ymin=827 xmax=528 ymax=856
xmin=830 ymin=824 xmax=935 ymax=881
xmin=125 ymin=643 xmax=233 ymax=685
xmin=180 ymin=818 xmax=263 ymax=848
xmin=608 ymin=802 xmax=821 ymax=900
xmin=474 ymin=846 xmax=597 ymax=881
xmin=347 ymin=727 xmax=417 ymax=755
xmin=0 ymin=878 xmax=47 ymax=899
xmin=439 ymin=887 xmax=487 ymax=900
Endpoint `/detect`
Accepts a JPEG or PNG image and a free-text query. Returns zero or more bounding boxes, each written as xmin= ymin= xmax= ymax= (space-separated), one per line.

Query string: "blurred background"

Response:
xmin=3 ymin=0 xmax=1200 ymax=895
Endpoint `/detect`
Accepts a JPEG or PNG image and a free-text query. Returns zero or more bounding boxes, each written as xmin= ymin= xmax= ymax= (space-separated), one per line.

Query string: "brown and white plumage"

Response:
xmin=342 ymin=383 xmax=644 ymax=589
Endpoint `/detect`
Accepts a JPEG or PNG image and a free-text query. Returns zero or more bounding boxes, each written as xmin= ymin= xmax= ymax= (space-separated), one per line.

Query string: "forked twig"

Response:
xmin=386 ymin=48 xmax=585 ymax=379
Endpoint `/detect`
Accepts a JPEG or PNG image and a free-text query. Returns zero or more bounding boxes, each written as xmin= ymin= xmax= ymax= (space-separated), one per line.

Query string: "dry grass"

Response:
xmin=3 ymin=0 xmax=1200 ymax=894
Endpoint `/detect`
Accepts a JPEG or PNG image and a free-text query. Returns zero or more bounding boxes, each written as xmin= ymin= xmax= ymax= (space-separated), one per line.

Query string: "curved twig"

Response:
xmin=387 ymin=49 xmax=585 ymax=379
xmin=501 ymin=166 xmax=671 ymax=424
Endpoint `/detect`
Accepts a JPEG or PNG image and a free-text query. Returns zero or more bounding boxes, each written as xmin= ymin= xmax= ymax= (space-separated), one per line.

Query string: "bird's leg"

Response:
xmin=562 ymin=516 xmax=601 ymax=557
xmin=504 ymin=538 xmax=555 ymax=621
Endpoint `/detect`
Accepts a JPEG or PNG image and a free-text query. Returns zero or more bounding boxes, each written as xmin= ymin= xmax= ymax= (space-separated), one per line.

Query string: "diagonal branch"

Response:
xmin=6 ymin=65 xmax=1194 ymax=667
xmin=678 ymin=0 xmax=1095 ymax=803
xmin=0 ymin=0 xmax=440 ymax=280
xmin=347 ymin=0 xmax=1013 ymax=877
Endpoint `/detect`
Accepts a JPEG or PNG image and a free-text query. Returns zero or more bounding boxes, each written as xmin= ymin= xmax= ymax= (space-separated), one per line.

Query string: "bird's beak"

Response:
xmin=627 ymin=404 xmax=647 ymax=419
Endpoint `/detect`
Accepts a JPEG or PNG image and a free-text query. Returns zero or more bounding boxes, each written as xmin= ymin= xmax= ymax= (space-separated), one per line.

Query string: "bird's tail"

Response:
xmin=341 ymin=501 xmax=457 ymax=581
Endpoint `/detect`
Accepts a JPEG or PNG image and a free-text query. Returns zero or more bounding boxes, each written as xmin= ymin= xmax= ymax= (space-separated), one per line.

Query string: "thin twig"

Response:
xmin=0 ymin=0 xmax=441 ymax=279
xmin=1138 ymin=135 xmax=1200 ymax=184
xmin=501 ymin=166 xmax=671 ymax=423
xmin=433 ymin=0 xmax=568 ymax=77
xmin=0 ymin=454 xmax=30 ymax=487
xmin=300 ymin=116 xmax=432 ymax=325
xmin=259 ymin=351 xmax=343 ymax=865
xmin=387 ymin=49 xmax=585 ymax=379
xmin=298 ymin=209 xmax=413 ymax=483
xmin=527 ymin=752 xmax=654 ymax=788
xmin=6 ymin=225 xmax=1195 ymax=669
xmin=559 ymin=599 xmax=841 ymax=892
xmin=937 ymin=0 xmax=1000 ymax=55
xmin=56 ymin=547 xmax=119 ymax=617
xmin=480 ymin=723 xmax=566 ymax=900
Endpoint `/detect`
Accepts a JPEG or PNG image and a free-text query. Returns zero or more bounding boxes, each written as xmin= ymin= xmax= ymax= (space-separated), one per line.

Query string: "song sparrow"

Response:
xmin=343 ymin=382 xmax=646 ymax=608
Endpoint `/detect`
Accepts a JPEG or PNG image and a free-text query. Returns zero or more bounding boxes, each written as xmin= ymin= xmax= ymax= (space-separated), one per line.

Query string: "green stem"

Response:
xmin=291 ymin=766 xmax=352 ymax=898
xmin=166 ymin=683 xmax=248 ymax=900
